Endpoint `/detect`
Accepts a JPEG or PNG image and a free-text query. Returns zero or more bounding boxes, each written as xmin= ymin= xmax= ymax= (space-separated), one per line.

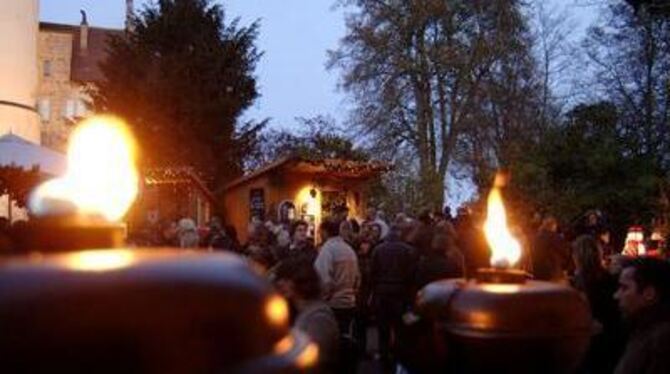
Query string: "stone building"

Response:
xmin=0 ymin=1 xmax=129 ymax=221
xmin=1 ymin=0 xmax=129 ymax=149
xmin=37 ymin=15 xmax=123 ymax=151
xmin=0 ymin=0 xmax=41 ymax=142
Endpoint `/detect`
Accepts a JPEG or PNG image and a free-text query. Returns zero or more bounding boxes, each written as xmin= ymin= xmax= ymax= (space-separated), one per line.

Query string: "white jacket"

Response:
xmin=314 ymin=236 xmax=360 ymax=309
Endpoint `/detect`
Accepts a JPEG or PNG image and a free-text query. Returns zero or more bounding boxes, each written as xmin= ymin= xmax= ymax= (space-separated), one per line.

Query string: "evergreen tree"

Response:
xmin=91 ymin=0 xmax=263 ymax=188
xmin=513 ymin=102 xmax=661 ymax=238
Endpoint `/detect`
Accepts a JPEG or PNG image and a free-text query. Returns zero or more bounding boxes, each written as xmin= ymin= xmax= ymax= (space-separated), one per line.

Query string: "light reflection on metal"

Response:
xmin=468 ymin=310 xmax=494 ymax=328
xmin=265 ymin=295 xmax=289 ymax=326
xmin=479 ymin=284 xmax=523 ymax=294
xmin=273 ymin=335 xmax=294 ymax=355
xmin=65 ymin=249 xmax=135 ymax=272
xmin=295 ymin=342 xmax=319 ymax=369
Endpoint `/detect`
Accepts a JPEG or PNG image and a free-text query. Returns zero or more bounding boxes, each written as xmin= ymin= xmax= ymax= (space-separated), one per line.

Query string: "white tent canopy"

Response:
xmin=0 ymin=133 xmax=66 ymax=176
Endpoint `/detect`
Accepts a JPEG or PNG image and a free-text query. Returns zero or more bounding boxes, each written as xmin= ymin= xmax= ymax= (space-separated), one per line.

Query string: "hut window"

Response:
xmin=278 ymin=201 xmax=296 ymax=223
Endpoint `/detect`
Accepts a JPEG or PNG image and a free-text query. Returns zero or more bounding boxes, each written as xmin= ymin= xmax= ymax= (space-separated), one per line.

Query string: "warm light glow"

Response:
xmin=296 ymin=343 xmax=319 ymax=369
xmin=274 ymin=336 xmax=294 ymax=355
xmin=480 ymin=284 xmax=523 ymax=294
xmin=623 ymin=227 xmax=647 ymax=256
xmin=265 ymin=295 xmax=289 ymax=326
xmin=65 ymin=249 xmax=135 ymax=272
xmin=296 ymin=186 xmax=321 ymax=217
xmin=483 ymin=187 xmax=522 ymax=268
xmin=469 ymin=311 xmax=494 ymax=328
xmin=29 ymin=116 xmax=139 ymax=221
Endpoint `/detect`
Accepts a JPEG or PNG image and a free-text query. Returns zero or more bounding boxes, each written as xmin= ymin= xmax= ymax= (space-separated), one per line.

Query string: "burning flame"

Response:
xmin=29 ymin=116 xmax=139 ymax=221
xmin=483 ymin=184 xmax=522 ymax=268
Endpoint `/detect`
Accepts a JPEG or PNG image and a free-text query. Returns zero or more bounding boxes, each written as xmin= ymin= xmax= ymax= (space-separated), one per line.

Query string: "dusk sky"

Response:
xmin=40 ymin=0 xmax=598 ymax=131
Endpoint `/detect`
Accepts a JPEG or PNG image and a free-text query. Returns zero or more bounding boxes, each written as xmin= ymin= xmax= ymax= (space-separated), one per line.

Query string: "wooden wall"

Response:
xmin=223 ymin=172 xmax=370 ymax=244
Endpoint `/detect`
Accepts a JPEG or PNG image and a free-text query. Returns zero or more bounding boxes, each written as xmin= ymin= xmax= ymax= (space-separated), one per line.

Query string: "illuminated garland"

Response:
xmin=302 ymin=158 xmax=391 ymax=175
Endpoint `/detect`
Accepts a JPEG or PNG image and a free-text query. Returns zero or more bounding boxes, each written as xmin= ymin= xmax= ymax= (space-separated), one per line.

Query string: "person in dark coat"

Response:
xmin=614 ymin=258 xmax=670 ymax=374
xmin=223 ymin=225 xmax=241 ymax=253
xmin=370 ymin=223 xmax=418 ymax=369
xmin=275 ymin=220 xmax=316 ymax=263
xmin=353 ymin=236 xmax=375 ymax=358
xmin=415 ymin=230 xmax=464 ymax=290
xmin=407 ymin=219 xmax=433 ymax=258
xmin=571 ymin=235 xmax=625 ymax=373
xmin=443 ymin=206 xmax=454 ymax=223
xmin=244 ymin=222 xmax=277 ymax=270
xmin=581 ymin=210 xmax=604 ymax=238
xmin=204 ymin=217 xmax=234 ymax=250
xmin=531 ymin=216 xmax=572 ymax=282
xmin=274 ymin=257 xmax=340 ymax=373
xmin=454 ymin=208 xmax=489 ymax=278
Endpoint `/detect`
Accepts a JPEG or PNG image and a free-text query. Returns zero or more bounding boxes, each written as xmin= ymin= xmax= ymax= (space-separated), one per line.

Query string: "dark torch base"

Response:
xmin=411 ymin=269 xmax=593 ymax=374
xmin=12 ymin=215 xmax=125 ymax=253
xmin=476 ymin=267 xmax=529 ymax=284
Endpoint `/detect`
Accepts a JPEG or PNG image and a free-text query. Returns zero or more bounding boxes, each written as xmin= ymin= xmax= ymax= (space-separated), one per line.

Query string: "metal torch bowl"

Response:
xmin=415 ymin=278 xmax=593 ymax=374
xmin=0 ymin=249 xmax=314 ymax=373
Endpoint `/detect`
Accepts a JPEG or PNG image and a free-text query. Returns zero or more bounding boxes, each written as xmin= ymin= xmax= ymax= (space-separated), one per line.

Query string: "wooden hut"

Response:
xmin=130 ymin=167 xmax=215 ymax=233
xmin=223 ymin=157 xmax=389 ymax=243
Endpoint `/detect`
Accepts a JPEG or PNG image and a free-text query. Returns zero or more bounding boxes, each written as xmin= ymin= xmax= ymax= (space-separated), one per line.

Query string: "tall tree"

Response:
xmin=250 ymin=116 xmax=368 ymax=170
xmin=513 ymin=101 xmax=661 ymax=238
xmin=529 ymin=0 xmax=579 ymax=128
xmin=91 ymin=0 xmax=263 ymax=188
xmin=329 ymin=0 xmax=538 ymax=208
xmin=456 ymin=0 xmax=544 ymax=189
xmin=584 ymin=1 xmax=670 ymax=172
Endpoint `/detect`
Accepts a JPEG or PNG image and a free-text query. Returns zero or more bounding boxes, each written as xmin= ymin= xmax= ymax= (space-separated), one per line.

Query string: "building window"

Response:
xmin=43 ymin=60 xmax=52 ymax=77
xmin=278 ymin=200 xmax=296 ymax=224
xmin=64 ymin=99 xmax=76 ymax=119
xmin=37 ymin=98 xmax=51 ymax=122
xmin=75 ymin=99 xmax=87 ymax=117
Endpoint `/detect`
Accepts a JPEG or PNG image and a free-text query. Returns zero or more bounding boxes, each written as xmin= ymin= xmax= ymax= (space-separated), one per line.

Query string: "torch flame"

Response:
xmin=483 ymin=187 xmax=522 ymax=268
xmin=29 ymin=116 xmax=139 ymax=221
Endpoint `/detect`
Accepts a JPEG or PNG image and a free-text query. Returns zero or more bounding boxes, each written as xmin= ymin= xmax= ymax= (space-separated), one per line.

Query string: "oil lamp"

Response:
xmin=0 ymin=116 xmax=317 ymax=372
xmin=414 ymin=174 xmax=593 ymax=373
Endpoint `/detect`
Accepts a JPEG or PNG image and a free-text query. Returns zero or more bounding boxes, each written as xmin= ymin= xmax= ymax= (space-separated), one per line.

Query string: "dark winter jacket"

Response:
xmin=455 ymin=219 xmax=490 ymax=277
xmin=415 ymin=252 xmax=464 ymax=290
xmin=531 ymin=229 xmax=572 ymax=281
xmin=370 ymin=233 xmax=417 ymax=301
xmin=573 ymin=271 xmax=625 ymax=373
xmin=275 ymin=239 xmax=316 ymax=264
xmin=615 ymin=304 xmax=670 ymax=374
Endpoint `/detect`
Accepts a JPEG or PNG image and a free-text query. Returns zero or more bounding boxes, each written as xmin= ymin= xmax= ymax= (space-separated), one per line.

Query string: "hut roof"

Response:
xmin=143 ymin=167 xmax=215 ymax=203
xmin=225 ymin=156 xmax=390 ymax=191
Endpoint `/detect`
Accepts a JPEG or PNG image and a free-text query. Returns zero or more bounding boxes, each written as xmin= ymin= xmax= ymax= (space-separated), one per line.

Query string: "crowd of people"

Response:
xmin=140 ymin=204 xmax=667 ymax=373
xmin=5 ymin=203 xmax=668 ymax=373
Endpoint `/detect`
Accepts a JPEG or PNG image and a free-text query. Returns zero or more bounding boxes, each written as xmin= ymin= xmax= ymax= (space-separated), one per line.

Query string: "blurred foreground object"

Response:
xmin=407 ymin=173 xmax=592 ymax=373
xmin=415 ymin=276 xmax=592 ymax=373
xmin=0 ymin=249 xmax=316 ymax=373
xmin=0 ymin=116 xmax=317 ymax=372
